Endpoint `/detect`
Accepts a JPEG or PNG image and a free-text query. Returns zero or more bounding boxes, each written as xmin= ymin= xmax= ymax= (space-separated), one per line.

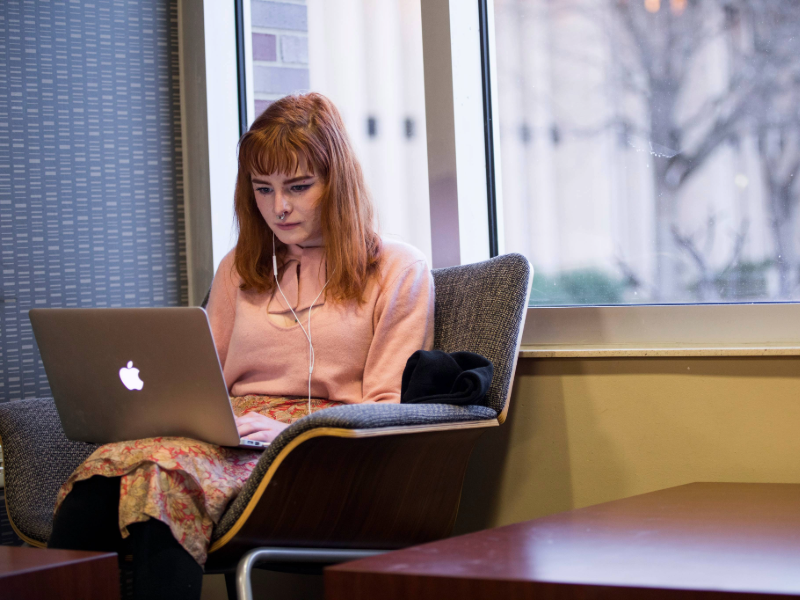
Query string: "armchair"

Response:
xmin=0 ymin=253 xmax=532 ymax=599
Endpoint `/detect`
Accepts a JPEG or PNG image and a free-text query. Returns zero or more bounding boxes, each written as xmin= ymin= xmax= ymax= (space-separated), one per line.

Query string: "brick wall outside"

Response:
xmin=251 ymin=0 xmax=309 ymax=117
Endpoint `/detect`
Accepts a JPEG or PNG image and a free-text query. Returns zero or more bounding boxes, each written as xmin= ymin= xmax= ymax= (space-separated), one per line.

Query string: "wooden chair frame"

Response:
xmin=209 ymin=421 xmax=499 ymax=599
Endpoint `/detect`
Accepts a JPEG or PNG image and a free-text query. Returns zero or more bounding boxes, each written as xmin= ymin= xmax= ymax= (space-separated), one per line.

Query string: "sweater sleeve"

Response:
xmin=205 ymin=250 xmax=239 ymax=369
xmin=361 ymin=258 xmax=435 ymax=404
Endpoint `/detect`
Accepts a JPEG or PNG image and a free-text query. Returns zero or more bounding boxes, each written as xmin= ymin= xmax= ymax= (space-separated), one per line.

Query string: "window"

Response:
xmin=186 ymin=0 xmax=800 ymax=352
xmin=494 ymin=0 xmax=800 ymax=307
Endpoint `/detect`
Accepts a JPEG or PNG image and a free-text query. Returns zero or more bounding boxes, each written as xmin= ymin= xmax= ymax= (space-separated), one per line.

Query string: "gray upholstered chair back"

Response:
xmin=431 ymin=253 xmax=532 ymax=417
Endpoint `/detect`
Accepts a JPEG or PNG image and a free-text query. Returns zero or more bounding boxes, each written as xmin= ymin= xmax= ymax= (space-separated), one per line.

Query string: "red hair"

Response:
xmin=233 ymin=93 xmax=381 ymax=303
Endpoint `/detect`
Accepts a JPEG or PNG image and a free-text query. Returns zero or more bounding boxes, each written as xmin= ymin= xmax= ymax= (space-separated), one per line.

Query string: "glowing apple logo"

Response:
xmin=119 ymin=361 xmax=144 ymax=391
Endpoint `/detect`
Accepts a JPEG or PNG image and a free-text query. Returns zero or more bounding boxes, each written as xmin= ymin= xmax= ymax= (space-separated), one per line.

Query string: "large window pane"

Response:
xmin=495 ymin=0 xmax=800 ymax=305
xmin=244 ymin=0 xmax=431 ymax=262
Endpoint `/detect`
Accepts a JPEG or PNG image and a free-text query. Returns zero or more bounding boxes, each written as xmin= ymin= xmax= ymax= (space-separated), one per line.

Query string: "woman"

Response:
xmin=48 ymin=92 xmax=435 ymax=600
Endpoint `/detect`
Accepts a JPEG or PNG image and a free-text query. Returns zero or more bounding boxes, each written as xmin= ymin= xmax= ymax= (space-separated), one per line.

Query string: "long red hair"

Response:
xmin=233 ymin=93 xmax=381 ymax=303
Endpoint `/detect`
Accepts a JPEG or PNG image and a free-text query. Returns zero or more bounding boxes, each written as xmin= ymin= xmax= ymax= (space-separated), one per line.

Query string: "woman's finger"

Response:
xmin=236 ymin=419 xmax=270 ymax=436
xmin=235 ymin=413 xmax=288 ymax=441
xmin=236 ymin=417 xmax=279 ymax=436
xmin=234 ymin=414 xmax=266 ymax=430
xmin=243 ymin=430 xmax=275 ymax=443
xmin=237 ymin=423 xmax=276 ymax=437
xmin=236 ymin=423 xmax=254 ymax=436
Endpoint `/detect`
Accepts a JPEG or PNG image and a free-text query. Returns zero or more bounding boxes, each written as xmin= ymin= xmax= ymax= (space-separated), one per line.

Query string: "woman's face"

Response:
xmin=251 ymin=166 xmax=325 ymax=247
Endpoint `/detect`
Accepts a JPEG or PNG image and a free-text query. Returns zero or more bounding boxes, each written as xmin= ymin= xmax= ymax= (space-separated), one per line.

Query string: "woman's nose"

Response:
xmin=273 ymin=192 xmax=290 ymax=215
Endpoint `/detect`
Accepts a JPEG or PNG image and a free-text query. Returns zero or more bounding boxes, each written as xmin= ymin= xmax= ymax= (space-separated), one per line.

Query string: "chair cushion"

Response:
xmin=0 ymin=397 xmax=99 ymax=544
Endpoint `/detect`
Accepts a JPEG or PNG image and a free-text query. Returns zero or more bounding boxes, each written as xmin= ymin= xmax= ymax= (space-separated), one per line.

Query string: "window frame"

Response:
xmin=178 ymin=0 xmax=240 ymax=304
xmin=519 ymin=304 xmax=800 ymax=355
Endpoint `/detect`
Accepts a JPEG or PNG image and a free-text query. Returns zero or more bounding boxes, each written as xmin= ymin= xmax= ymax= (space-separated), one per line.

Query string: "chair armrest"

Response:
xmin=276 ymin=402 xmax=497 ymax=441
xmin=213 ymin=403 xmax=496 ymax=546
xmin=0 ymin=397 xmax=99 ymax=545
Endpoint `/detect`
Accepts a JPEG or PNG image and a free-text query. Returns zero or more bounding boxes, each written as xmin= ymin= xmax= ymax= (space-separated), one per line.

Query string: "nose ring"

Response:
xmin=278 ymin=211 xmax=287 ymax=221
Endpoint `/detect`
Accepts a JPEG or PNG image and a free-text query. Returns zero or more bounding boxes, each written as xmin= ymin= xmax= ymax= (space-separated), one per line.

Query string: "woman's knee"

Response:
xmin=48 ymin=475 xmax=123 ymax=552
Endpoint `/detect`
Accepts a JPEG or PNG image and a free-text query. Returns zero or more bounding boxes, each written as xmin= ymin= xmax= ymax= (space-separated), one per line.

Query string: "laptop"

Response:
xmin=28 ymin=307 xmax=269 ymax=450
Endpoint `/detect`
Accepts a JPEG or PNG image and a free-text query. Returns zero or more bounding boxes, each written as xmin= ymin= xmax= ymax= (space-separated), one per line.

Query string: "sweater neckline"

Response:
xmin=267 ymin=245 xmax=328 ymax=314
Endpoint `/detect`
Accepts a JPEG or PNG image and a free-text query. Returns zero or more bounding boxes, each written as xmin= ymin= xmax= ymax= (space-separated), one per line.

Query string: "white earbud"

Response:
xmin=272 ymin=233 xmax=332 ymax=415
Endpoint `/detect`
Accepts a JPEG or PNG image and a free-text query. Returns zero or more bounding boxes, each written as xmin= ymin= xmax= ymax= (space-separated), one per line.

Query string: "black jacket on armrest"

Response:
xmin=400 ymin=350 xmax=494 ymax=407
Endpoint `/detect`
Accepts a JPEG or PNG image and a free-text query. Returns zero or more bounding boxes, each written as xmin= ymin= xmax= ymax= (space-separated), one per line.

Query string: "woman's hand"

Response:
xmin=234 ymin=413 xmax=289 ymax=443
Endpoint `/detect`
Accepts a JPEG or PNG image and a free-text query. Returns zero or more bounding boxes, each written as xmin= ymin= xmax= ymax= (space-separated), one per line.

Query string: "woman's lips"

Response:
xmin=276 ymin=222 xmax=300 ymax=230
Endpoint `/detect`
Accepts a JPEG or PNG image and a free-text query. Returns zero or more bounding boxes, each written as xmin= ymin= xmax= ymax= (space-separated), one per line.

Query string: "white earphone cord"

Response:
xmin=272 ymin=233 xmax=332 ymax=415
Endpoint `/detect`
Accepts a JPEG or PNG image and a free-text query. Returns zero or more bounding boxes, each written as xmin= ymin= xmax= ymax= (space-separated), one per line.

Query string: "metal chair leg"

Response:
xmin=233 ymin=547 xmax=386 ymax=600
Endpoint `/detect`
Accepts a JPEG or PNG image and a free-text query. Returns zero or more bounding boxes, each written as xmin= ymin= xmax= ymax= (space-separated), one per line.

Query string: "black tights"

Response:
xmin=48 ymin=475 xmax=203 ymax=600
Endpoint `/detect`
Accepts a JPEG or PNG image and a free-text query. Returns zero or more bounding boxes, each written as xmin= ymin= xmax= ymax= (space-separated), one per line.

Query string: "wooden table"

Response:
xmin=326 ymin=483 xmax=800 ymax=599
xmin=0 ymin=545 xmax=119 ymax=600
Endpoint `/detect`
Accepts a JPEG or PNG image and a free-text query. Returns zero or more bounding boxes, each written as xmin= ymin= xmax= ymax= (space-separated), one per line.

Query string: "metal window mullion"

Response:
xmin=234 ymin=0 xmax=249 ymax=138
xmin=478 ymin=0 xmax=499 ymax=258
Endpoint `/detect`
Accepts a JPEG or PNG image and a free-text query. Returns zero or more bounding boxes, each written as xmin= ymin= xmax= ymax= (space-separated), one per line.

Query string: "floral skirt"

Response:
xmin=53 ymin=395 xmax=340 ymax=565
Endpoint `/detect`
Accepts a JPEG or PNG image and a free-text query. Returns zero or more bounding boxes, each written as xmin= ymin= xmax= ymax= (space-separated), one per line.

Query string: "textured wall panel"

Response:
xmin=0 ymin=0 xmax=188 ymax=402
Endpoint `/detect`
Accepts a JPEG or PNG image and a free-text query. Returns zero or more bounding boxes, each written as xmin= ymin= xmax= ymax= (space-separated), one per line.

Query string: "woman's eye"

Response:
xmin=255 ymin=187 xmax=272 ymax=195
xmin=291 ymin=184 xmax=312 ymax=192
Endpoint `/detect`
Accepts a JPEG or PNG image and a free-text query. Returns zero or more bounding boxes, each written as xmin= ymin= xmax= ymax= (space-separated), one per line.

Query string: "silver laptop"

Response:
xmin=28 ymin=307 xmax=269 ymax=450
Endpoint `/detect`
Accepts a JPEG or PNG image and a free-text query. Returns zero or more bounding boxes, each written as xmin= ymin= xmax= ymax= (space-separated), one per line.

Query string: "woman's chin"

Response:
xmin=271 ymin=227 xmax=322 ymax=248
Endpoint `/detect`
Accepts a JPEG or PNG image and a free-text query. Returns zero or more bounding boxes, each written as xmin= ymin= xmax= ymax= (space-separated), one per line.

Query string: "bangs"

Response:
xmin=240 ymin=126 xmax=325 ymax=179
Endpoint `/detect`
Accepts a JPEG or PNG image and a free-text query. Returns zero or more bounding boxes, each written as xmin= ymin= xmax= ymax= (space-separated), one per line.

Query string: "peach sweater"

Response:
xmin=206 ymin=238 xmax=435 ymax=404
